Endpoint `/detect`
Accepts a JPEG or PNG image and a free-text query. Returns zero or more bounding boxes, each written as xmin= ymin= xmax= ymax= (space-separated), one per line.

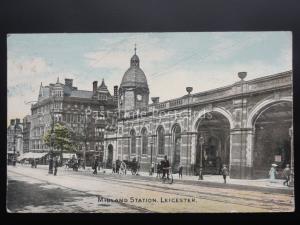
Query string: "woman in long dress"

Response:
xmin=269 ymin=164 xmax=277 ymax=183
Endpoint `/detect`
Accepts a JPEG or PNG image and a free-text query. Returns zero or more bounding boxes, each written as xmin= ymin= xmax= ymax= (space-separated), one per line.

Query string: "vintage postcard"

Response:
xmin=6 ymin=32 xmax=294 ymax=213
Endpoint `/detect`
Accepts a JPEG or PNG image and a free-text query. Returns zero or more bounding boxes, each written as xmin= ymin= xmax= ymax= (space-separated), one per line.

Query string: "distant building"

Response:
xmin=7 ymin=119 xmax=23 ymax=163
xmin=22 ymin=115 xmax=31 ymax=154
xmin=30 ymin=77 xmax=118 ymax=165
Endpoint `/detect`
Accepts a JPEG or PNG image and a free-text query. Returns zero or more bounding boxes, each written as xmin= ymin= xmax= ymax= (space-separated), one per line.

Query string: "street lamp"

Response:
xmin=48 ymin=132 xmax=56 ymax=174
xmin=13 ymin=123 xmax=17 ymax=166
xmin=186 ymin=86 xmax=193 ymax=176
xmin=289 ymin=126 xmax=294 ymax=187
xmin=199 ymin=135 xmax=204 ymax=180
xmin=150 ymin=139 xmax=153 ymax=175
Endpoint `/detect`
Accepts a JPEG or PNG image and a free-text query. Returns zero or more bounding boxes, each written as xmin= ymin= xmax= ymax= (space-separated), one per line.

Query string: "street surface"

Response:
xmin=7 ymin=165 xmax=294 ymax=213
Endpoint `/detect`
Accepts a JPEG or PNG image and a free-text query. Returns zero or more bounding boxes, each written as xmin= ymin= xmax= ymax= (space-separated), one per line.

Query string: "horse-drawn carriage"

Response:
xmin=121 ymin=158 xmax=140 ymax=175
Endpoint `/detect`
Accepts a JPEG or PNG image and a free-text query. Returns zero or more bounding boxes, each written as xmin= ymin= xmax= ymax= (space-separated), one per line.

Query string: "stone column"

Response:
xmin=289 ymin=126 xmax=294 ymax=186
xmin=190 ymin=132 xmax=197 ymax=175
xmin=230 ymin=128 xmax=254 ymax=179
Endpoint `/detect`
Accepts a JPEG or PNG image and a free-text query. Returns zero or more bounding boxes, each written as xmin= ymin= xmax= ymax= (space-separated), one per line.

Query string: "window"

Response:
xmin=157 ymin=126 xmax=165 ymax=155
xmin=137 ymin=94 xmax=142 ymax=101
xmin=141 ymin=128 xmax=148 ymax=154
xmin=130 ymin=129 xmax=136 ymax=154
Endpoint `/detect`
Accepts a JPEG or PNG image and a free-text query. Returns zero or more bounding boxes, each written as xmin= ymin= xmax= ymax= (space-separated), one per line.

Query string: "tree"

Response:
xmin=43 ymin=123 xmax=77 ymax=165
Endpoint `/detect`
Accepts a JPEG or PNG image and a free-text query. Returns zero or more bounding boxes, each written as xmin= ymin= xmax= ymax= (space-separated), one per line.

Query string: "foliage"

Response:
xmin=43 ymin=123 xmax=77 ymax=152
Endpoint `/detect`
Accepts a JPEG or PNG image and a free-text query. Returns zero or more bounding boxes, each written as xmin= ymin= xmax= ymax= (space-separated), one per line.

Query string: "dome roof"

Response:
xmin=120 ymin=52 xmax=148 ymax=89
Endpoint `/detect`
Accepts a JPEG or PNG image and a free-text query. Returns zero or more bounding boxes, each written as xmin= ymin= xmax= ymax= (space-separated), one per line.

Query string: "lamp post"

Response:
xmin=186 ymin=87 xmax=193 ymax=175
xmin=48 ymin=97 xmax=57 ymax=174
xmin=150 ymin=139 xmax=153 ymax=174
xmin=238 ymin=72 xmax=247 ymax=179
xmin=48 ymin=132 xmax=56 ymax=174
xmin=13 ymin=123 xmax=17 ymax=166
xmin=199 ymin=135 xmax=204 ymax=180
xmin=289 ymin=126 xmax=294 ymax=187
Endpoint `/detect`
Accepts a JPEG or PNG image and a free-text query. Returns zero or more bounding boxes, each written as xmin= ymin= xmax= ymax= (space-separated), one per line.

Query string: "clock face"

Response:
xmin=137 ymin=94 xmax=142 ymax=101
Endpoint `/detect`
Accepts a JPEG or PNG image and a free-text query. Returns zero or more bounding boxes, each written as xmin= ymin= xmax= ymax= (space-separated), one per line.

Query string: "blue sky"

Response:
xmin=7 ymin=32 xmax=292 ymax=123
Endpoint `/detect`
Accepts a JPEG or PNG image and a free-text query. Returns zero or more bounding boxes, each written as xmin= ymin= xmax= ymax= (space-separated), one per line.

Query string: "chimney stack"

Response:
xmin=114 ymin=85 xmax=118 ymax=102
xmin=151 ymin=97 xmax=159 ymax=104
xmin=65 ymin=78 xmax=73 ymax=87
xmin=93 ymin=81 xmax=98 ymax=94
xmin=10 ymin=119 xmax=15 ymax=126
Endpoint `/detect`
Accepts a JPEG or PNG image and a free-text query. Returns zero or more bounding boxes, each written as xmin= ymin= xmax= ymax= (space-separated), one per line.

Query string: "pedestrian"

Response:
xmin=116 ymin=159 xmax=121 ymax=174
xmin=156 ymin=162 xmax=162 ymax=178
xmin=221 ymin=165 xmax=229 ymax=184
xmin=269 ymin=164 xmax=277 ymax=183
xmin=283 ymin=164 xmax=291 ymax=186
xmin=92 ymin=156 xmax=99 ymax=175
xmin=53 ymin=156 xmax=58 ymax=176
xmin=178 ymin=164 xmax=183 ymax=179
xmin=150 ymin=162 xmax=155 ymax=176
xmin=31 ymin=159 xmax=34 ymax=168
xmin=161 ymin=155 xmax=170 ymax=179
xmin=112 ymin=161 xmax=116 ymax=173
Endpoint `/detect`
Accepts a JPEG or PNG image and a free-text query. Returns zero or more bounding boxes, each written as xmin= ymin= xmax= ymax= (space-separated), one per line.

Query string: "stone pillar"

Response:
xmin=190 ymin=132 xmax=197 ymax=175
xmin=230 ymin=128 xmax=254 ymax=179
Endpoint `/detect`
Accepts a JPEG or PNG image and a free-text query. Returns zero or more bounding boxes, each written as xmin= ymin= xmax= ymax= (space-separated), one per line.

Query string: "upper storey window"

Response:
xmin=52 ymin=90 xmax=63 ymax=97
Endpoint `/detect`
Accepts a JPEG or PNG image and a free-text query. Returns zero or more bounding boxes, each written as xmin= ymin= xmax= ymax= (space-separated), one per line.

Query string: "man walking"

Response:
xmin=178 ymin=164 xmax=183 ymax=179
xmin=116 ymin=159 xmax=121 ymax=174
xmin=221 ymin=164 xmax=229 ymax=184
xmin=161 ymin=155 xmax=170 ymax=179
xmin=92 ymin=156 xmax=98 ymax=175
xmin=283 ymin=164 xmax=291 ymax=186
xmin=53 ymin=156 xmax=58 ymax=176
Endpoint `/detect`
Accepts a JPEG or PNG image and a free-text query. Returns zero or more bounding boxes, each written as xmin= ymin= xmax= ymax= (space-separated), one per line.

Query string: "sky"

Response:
xmin=7 ymin=32 xmax=292 ymax=125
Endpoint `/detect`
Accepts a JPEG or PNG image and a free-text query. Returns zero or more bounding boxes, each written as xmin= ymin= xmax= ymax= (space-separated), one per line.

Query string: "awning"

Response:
xmin=17 ymin=152 xmax=48 ymax=160
xmin=63 ymin=153 xmax=77 ymax=159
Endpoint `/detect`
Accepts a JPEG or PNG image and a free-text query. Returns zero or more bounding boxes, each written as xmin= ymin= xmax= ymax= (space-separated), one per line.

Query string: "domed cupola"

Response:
xmin=119 ymin=45 xmax=150 ymax=111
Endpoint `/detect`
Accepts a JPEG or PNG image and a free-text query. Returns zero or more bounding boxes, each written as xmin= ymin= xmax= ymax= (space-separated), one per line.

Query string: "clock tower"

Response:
xmin=119 ymin=46 xmax=149 ymax=111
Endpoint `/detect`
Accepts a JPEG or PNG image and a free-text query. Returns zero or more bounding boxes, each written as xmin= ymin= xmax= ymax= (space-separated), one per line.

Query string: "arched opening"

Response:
xmin=141 ymin=128 xmax=148 ymax=155
xmin=172 ymin=124 xmax=181 ymax=171
xmin=195 ymin=111 xmax=230 ymax=175
xmin=130 ymin=129 xmax=136 ymax=154
xmin=157 ymin=126 xmax=165 ymax=155
xmin=253 ymin=101 xmax=292 ymax=178
xmin=107 ymin=144 xmax=114 ymax=168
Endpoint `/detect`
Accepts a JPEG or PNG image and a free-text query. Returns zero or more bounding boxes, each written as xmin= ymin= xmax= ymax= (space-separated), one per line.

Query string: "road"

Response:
xmin=7 ymin=166 xmax=294 ymax=213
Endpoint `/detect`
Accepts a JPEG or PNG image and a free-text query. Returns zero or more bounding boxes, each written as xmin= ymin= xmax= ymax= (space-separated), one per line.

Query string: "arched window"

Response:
xmin=157 ymin=126 xmax=165 ymax=155
xmin=130 ymin=129 xmax=136 ymax=154
xmin=141 ymin=128 xmax=148 ymax=154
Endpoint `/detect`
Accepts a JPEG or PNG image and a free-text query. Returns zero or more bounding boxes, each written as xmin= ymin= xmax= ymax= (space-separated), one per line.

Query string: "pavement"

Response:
xmin=15 ymin=163 xmax=294 ymax=194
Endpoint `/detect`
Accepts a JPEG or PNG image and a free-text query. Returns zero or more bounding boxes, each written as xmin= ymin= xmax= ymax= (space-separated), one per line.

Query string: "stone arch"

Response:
xmin=192 ymin=107 xmax=234 ymax=132
xmin=246 ymin=96 xmax=292 ymax=128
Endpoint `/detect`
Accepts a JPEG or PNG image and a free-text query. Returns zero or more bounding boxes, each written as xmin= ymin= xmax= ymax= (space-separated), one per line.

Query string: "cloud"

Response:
xmin=205 ymin=32 xmax=269 ymax=62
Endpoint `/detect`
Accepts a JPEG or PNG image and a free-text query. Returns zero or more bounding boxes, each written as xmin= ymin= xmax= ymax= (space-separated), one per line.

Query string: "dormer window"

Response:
xmin=98 ymin=94 xmax=107 ymax=101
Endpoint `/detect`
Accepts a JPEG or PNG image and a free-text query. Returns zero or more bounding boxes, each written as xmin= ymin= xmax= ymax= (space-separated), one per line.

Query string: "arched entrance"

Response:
xmin=252 ymin=101 xmax=292 ymax=178
xmin=172 ymin=124 xmax=181 ymax=172
xmin=107 ymin=144 xmax=114 ymax=169
xmin=195 ymin=111 xmax=230 ymax=175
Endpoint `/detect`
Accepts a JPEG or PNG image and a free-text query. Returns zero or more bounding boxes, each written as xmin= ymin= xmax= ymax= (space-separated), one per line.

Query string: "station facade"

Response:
xmin=104 ymin=50 xmax=293 ymax=179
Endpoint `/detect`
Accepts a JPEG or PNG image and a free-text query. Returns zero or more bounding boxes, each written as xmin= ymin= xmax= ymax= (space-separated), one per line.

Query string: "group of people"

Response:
xmin=269 ymin=163 xmax=291 ymax=186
